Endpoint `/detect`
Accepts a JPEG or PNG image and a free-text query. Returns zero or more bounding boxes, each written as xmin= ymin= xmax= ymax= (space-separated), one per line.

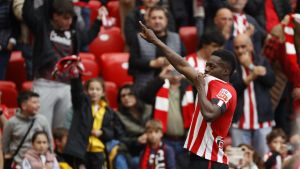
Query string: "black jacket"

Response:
xmin=23 ymin=0 xmax=101 ymax=77
xmin=230 ymin=54 xmax=276 ymax=123
xmin=63 ymin=78 xmax=114 ymax=160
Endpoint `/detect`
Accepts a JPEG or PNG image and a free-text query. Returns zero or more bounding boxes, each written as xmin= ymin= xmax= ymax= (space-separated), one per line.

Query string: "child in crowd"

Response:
xmin=238 ymin=144 xmax=264 ymax=169
xmin=22 ymin=131 xmax=59 ymax=169
xmin=139 ymin=120 xmax=176 ymax=169
xmin=63 ymin=77 xmax=115 ymax=169
xmin=53 ymin=128 xmax=71 ymax=169
xmin=264 ymin=128 xmax=286 ymax=169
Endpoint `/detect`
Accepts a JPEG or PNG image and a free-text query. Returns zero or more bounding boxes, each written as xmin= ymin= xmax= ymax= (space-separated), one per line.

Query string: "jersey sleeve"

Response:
xmin=209 ymin=83 xmax=233 ymax=114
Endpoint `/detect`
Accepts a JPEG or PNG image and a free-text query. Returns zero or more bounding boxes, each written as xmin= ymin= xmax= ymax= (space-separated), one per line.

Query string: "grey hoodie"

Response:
xmin=2 ymin=111 xmax=52 ymax=165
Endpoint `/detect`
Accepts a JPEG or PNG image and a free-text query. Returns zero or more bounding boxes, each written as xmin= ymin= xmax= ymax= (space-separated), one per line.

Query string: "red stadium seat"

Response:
xmin=100 ymin=53 xmax=133 ymax=88
xmin=81 ymin=59 xmax=100 ymax=82
xmin=0 ymin=83 xmax=18 ymax=108
xmin=88 ymin=0 xmax=102 ymax=25
xmin=104 ymin=81 xmax=118 ymax=109
xmin=107 ymin=1 xmax=121 ymax=27
xmin=5 ymin=51 xmax=27 ymax=91
xmin=22 ymin=81 xmax=33 ymax=91
xmin=79 ymin=52 xmax=96 ymax=61
xmin=179 ymin=26 xmax=198 ymax=55
xmin=0 ymin=81 xmax=16 ymax=89
xmin=89 ymin=27 xmax=125 ymax=59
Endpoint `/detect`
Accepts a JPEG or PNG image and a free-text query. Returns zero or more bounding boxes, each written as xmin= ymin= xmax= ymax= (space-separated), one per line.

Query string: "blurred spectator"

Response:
xmin=21 ymin=131 xmax=59 ymax=169
xmin=193 ymin=0 xmax=205 ymax=37
xmin=141 ymin=65 xmax=194 ymax=169
xmin=186 ymin=30 xmax=225 ymax=73
xmin=283 ymin=134 xmax=300 ymax=169
xmin=264 ymin=128 xmax=286 ymax=169
xmin=124 ymin=0 xmax=175 ymax=47
xmin=139 ymin=120 xmax=176 ymax=169
xmin=12 ymin=0 xmax=34 ymax=80
xmin=3 ymin=91 xmax=52 ymax=167
xmin=244 ymin=0 xmax=292 ymax=33
xmin=63 ymin=77 xmax=114 ymax=169
xmin=238 ymin=144 xmax=264 ymax=169
xmin=0 ymin=0 xmax=18 ymax=80
xmin=128 ymin=6 xmax=184 ymax=94
xmin=52 ymin=127 xmax=71 ymax=169
xmin=116 ymin=84 xmax=152 ymax=169
xmin=120 ymin=0 xmax=136 ymax=37
xmin=230 ymin=34 xmax=276 ymax=158
xmin=22 ymin=0 xmax=107 ymax=128
xmin=226 ymin=0 xmax=266 ymax=54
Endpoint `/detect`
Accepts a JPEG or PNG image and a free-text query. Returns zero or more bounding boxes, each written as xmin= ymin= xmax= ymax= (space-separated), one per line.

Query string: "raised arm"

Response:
xmin=139 ymin=21 xmax=198 ymax=85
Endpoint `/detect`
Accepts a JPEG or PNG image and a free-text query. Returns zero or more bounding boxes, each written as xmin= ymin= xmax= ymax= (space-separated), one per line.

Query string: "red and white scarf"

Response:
xmin=140 ymin=143 xmax=167 ymax=169
xmin=283 ymin=14 xmax=300 ymax=86
xmin=154 ymin=80 xmax=194 ymax=133
xmin=233 ymin=13 xmax=249 ymax=37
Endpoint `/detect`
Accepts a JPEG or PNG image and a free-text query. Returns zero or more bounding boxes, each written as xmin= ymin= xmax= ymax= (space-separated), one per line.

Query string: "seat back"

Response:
xmin=179 ymin=26 xmax=198 ymax=55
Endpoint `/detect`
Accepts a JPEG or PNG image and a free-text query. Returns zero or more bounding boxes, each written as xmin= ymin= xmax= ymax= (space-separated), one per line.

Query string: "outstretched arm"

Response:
xmin=139 ymin=21 xmax=198 ymax=86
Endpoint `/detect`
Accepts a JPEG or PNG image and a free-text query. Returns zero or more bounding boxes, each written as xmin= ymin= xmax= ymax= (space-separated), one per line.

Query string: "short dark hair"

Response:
xmin=148 ymin=6 xmax=169 ymax=19
xmin=32 ymin=130 xmax=50 ymax=144
xmin=266 ymin=128 xmax=286 ymax=144
xmin=199 ymin=30 xmax=225 ymax=49
xmin=145 ymin=119 xmax=163 ymax=132
xmin=53 ymin=127 xmax=68 ymax=140
xmin=17 ymin=91 xmax=39 ymax=107
xmin=52 ymin=0 xmax=75 ymax=16
xmin=211 ymin=49 xmax=236 ymax=76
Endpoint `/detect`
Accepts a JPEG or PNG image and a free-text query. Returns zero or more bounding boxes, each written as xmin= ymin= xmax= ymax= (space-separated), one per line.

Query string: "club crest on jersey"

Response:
xmin=216 ymin=136 xmax=224 ymax=150
xmin=216 ymin=89 xmax=232 ymax=103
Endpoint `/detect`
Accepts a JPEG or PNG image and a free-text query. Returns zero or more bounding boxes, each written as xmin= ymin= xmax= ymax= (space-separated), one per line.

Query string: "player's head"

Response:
xmin=205 ymin=49 xmax=236 ymax=80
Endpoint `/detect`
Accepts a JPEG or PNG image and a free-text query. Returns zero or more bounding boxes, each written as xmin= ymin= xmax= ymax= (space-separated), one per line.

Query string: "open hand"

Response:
xmin=139 ymin=21 xmax=159 ymax=44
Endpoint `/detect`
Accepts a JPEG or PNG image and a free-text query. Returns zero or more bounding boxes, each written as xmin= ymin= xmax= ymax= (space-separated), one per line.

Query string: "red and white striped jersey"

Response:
xmin=232 ymin=66 xmax=275 ymax=129
xmin=233 ymin=13 xmax=249 ymax=37
xmin=186 ymin=53 xmax=207 ymax=73
xmin=184 ymin=75 xmax=237 ymax=164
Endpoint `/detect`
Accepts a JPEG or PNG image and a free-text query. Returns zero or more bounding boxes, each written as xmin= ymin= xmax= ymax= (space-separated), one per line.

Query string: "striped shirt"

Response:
xmin=186 ymin=53 xmax=207 ymax=73
xmin=232 ymin=66 xmax=275 ymax=129
xmin=184 ymin=75 xmax=237 ymax=164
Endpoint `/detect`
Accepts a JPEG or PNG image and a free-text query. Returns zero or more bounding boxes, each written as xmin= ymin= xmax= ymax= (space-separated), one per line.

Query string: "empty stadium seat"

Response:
xmin=0 ymin=81 xmax=16 ymax=89
xmin=22 ymin=81 xmax=33 ymax=91
xmin=79 ymin=52 xmax=96 ymax=61
xmin=100 ymin=53 xmax=133 ymax=88
xmin=89 ymin=27 xmax=125 ymax=58
xmin=81 ymin=59 xmax=100 ymax=81
xmin=104 ymin=81 xmax=118 ymax=109
xmin=0 ymin=83 xmax=18 ymax=108
xmin=179 ymin=26 xmax=198 ymax=55
xmin=5 ymin=51 xmax=27 ymax=91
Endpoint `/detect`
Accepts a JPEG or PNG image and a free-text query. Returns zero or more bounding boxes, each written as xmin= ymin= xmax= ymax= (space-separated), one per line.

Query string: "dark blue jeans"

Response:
xmin=0 ymin=50 xmax=11 ymax=80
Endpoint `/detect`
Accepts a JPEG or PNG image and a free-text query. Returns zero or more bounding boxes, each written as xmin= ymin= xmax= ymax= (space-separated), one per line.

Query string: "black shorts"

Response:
xmin=188 ymin=153 xmax=229 ymax=169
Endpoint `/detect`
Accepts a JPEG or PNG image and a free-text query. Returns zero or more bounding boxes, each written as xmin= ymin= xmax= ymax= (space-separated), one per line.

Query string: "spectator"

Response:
xmin=63 ymin=77 xmax=114 ymax=169
xmin=3 ymin=91 xmax=52 ymax=167
xmin=238 ymin=144 xmax=264 ymax=169
xmin=264 ymin=128 xmax=286 ymax=169
xmin=230 ymin=34 xmax=276 ymax=158
xmin=245 ymin=0 xmax=292 ymax=33
xmin=283 ymin=134 xmax=300 ymax=169
xmin=193 ymin=0 xmax=205 ymax=37
xmin=227 ymin=0 xmax=266 ymax=54
xmin=186 ymin=30 xmax=225 ymax=73
xmin=22 ymin=131 xmax=59 ymax=169
xmin=124 ymin=0 xmax=175 ymax=47
xmin=139 ymin=22 xmax=237 ymax=169
xmin=139 ymin=120 xmax=176 ymax=169
xmin=22 ymin=0 xmax=107 ymax=128
xmin=52 ymin=128 xmax=71 ymax=169
xmin=141 ymin=65 xmax=194 ymax=169
xmin=116 ymin=84 xmax=152 ymax=169
xmin=0 ymin=0 xmax=18 ymax=80
xmin=129 ymin=6 xmax=184 ymax=94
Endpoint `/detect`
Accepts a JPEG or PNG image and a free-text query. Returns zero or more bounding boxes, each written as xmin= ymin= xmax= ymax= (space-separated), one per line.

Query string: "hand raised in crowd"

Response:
xmin=252 ymin=66 xmax=266 ymax=77
xmin=238 ymin=52 xmax=252 ymax=67
xmin=97 ymin=6 xmax=109 ymax=20
xmin=139 ymin=21 xmax=159 ymax=44
xmin=245 ymin=23 xmax=255 ymax=37
xmin=91 ymin=130 xmax=103 ymax=137
xmin=137 ymin=133 xmax=147 ymax=144
xmin=150 ymin=57 xmax=169 ymax=68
